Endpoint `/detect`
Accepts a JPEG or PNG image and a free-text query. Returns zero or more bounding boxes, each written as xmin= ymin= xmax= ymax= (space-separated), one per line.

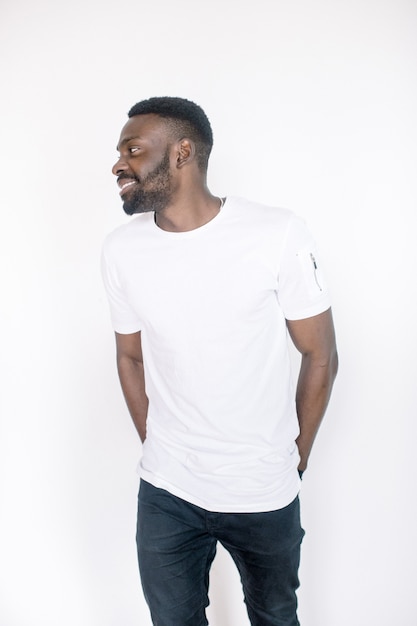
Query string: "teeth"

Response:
xmin=120 ymin=181 xmax=135 ymax=190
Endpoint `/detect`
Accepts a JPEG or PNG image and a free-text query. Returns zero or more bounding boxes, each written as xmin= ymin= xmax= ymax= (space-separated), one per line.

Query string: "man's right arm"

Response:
xmin=115 ymin=331 xmax=148 ymax=442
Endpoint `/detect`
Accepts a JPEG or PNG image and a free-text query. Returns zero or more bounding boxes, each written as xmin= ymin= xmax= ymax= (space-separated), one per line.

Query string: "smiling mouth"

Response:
xmin=119 ymin=180 xmax=137 ymax=196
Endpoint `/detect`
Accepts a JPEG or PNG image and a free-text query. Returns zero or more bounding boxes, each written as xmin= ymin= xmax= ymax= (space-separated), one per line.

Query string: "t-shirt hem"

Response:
xmin=112 ymin=324 xmax=142 ymax=334
xmin=139 ymin=469 xmax=301 ymax=513
xmin=284 ymin=301 xmax=331 ymax=321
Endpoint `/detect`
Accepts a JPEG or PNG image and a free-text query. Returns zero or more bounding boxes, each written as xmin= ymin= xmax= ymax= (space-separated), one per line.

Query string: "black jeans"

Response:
xmin=137 ymin=480 xmax=304 ymax=625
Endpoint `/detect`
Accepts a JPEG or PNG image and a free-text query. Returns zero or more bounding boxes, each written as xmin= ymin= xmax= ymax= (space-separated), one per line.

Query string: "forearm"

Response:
xmin=117 ymin=355 xmax=148 ymax=442
xmin=295 ymin=350 xmax=338 ymax=471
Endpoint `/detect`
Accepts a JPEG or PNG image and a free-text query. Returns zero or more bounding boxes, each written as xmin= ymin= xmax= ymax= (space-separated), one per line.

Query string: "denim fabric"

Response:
xmin=137 ymin=480 xmax=304 ymax=626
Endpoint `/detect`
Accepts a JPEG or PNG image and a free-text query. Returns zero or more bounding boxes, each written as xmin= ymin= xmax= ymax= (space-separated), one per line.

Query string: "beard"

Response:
xmin=122 ymin=150 xmax=172 ymax=216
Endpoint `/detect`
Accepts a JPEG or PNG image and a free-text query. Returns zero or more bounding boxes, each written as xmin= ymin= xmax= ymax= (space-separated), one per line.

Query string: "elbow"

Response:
xmin=309 ymin=345 xmax=338 ymax=381
xmin=330 ymin=348 xmax=339 ymax=380
xmin=328 ymin=346 xmax=339 ymax=382
xmin=116 ymin=353 xmax=144 ymax=377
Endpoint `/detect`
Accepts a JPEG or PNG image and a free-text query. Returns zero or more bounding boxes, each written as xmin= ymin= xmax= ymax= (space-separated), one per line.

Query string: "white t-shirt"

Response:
xmin=102 ymin=197 xmax=331 ymax=512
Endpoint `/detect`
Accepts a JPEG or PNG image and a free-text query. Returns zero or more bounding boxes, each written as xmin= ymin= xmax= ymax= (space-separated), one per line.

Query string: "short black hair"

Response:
xmin=128 ymin=97 xmax=213 ymax=170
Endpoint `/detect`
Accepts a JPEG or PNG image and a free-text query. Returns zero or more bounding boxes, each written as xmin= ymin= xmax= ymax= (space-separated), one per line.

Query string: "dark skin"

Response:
xmin=112 ymin=114 xmax=338 ymax=472
xmin=287 ymin=310 xmax=338 ymax=471
xmin=113 ymin=113 xmax=221 ymax=231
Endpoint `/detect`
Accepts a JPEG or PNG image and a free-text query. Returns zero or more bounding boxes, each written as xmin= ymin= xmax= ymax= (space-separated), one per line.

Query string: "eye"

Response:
xmin=129 ymin=146 xmax=140 ymax=154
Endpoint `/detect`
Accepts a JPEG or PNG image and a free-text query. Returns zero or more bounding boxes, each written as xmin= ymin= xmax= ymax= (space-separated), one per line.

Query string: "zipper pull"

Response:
xmin=310 ymin=253 xmax=322 ymax=291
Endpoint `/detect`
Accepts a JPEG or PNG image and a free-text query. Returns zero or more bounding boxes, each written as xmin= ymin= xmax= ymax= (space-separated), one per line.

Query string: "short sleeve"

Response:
xmin=101 ymin=242 xmax=142 ymax=334
xmin=277 ymin=215 xmax=331 ymax=320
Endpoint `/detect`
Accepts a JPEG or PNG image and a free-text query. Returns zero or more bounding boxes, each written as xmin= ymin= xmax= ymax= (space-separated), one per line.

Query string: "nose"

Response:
xmin=112 ymin=155 xmax=129 ymax=176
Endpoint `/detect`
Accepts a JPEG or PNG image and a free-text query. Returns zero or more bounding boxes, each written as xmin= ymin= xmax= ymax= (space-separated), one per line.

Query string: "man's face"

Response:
xmin=113 ymin=115 xmax=174 ymax=216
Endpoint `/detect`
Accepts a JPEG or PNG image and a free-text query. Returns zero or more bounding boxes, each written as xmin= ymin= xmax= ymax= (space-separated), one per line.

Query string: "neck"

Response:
xmin=154 ymin=189 xmax=223 ymax=233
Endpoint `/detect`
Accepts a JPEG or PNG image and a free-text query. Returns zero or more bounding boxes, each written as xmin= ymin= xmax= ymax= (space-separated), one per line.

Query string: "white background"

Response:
xmin=1 ymin=1 xmax=416 ymax=624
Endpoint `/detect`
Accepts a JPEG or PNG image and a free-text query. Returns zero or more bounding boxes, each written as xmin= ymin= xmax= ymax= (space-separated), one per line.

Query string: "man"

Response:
xmin=101 ymin=96 xmax=338 ymax=626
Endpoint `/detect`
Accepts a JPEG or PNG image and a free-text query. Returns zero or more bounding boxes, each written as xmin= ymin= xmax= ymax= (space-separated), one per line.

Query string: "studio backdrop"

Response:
xmin=0 ymin=1 xmax=416 ymax=624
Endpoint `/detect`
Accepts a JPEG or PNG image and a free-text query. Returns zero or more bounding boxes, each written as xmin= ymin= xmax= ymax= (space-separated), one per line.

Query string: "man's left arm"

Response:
xmin=286 ymin=308 xmax=338 ymax=473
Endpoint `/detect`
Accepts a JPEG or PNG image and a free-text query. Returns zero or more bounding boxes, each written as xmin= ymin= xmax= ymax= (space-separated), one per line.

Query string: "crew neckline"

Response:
xmin=152 ymin=197 xmax=228 ymax=237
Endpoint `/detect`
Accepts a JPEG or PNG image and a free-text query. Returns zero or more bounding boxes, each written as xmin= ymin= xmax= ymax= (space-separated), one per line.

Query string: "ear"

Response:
xmin=175 ymin=138 xmax=195 ymax=168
